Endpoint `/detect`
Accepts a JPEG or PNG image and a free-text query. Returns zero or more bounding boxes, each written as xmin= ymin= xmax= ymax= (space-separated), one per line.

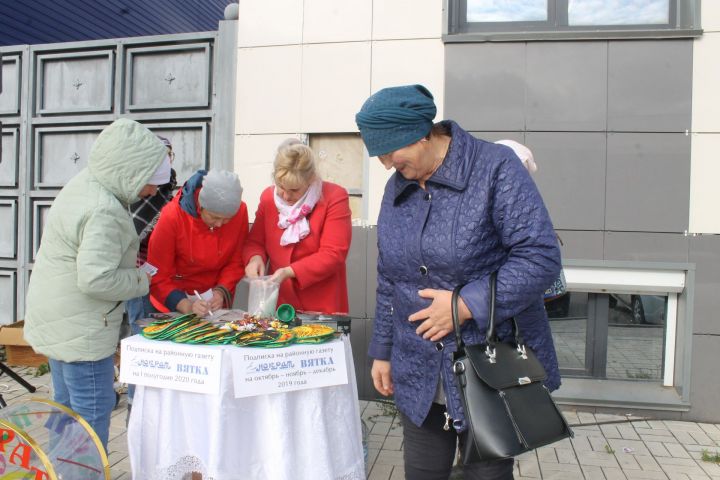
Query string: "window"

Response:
xmin=553 ymin=263 xmax=684 ymax=384
xmin=546 ymin=261 xmax=693 ymax=411
xmin=308 ymin=133 xmax=366 ymax=222
xmin=446 ymin=0 xmax=701 ymax=41
xmin=549 ymin=291 xmax=671 ymax=382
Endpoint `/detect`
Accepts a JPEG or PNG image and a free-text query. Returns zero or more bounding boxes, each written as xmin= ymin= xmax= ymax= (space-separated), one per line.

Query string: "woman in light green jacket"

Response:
xmin=24 ymin=118 xmax=170 ymax=451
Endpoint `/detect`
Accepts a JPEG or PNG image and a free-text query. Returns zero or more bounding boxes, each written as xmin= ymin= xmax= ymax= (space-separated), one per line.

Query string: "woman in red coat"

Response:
xmin=149 ymin=169 xmax=249 ymax=316
xmin=243 ymin=140 xmax=352 ymax=314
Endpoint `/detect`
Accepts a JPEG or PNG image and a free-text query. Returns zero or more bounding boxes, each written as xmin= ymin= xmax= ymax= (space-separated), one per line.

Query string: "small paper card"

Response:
xmin=187 ymin=288 xmax=213 ymax=302
xmin=139 ymin=262 xmax=158 ymax=276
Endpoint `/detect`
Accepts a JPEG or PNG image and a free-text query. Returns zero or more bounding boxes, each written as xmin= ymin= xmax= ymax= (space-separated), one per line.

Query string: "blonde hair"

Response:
xmin=273 ymin=141 xmax=318 ymax=189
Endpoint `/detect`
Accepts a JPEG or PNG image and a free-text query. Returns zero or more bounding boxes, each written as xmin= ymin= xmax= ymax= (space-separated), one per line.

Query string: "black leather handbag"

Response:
xmin=451 ymin=273 xmax=573 ymax=463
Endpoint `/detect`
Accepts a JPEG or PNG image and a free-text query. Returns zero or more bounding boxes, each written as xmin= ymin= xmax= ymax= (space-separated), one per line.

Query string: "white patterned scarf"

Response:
xmin=274 ymin=179 xmax=323 ymax=246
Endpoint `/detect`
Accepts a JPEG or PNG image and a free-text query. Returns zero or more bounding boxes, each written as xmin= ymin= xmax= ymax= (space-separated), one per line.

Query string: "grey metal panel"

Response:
xmin=526 ymin=132 xmax=606 ymax=230
xmin=365 ymin=226 xmax=378 ymax=318
xmin=0 ymin=54 xmax=20 ymax=115
xmin=0 ymin=270 xmax=16 ymax=325
xmin=686 ymin=334 xmax=720 ymax=422
xmin=604 ymin=232 xmax=689 ymax=262
xmin=526 ymin=42 xmax=608 ymax=132
xmin=31 ymin=200 xmax=53 ymax=261
xmin=607 ymin=40 xmax=692 ymax=132
xmin=555 ymin=230 xmax=604 ymax=260
xmin=347 ymin=226 xmax=367 ymax=318
xmin=360 ymin=318 xmax=379 ymax=401
xmin=349 ymin=318 xmax=368 ymax=398
xmin=125 ymin=43 xmax=211 ymax=111
xmin=469 ymin=131 xmax=524 ymax=143
xmin=605 ymin=133 xmax=690 ymax=233
xmin=688 ymin=235 xmax=720 ymax=335
xmin=0 ymin=199 xmax=17 ymax=259
xmin=146 ymin=122 xmax=208 ymax=185
xmin=36 ymin=50 xmax=114 ymax=114
xmin=445 ymin=43 xmax=526 ymax=131
xmin=211 ymin=19 xmax=237 ymax=172
xmin=0 ymin=127 xmax=19 ymax=187
xmin=34 ymin=125 xmax=104 ymax=188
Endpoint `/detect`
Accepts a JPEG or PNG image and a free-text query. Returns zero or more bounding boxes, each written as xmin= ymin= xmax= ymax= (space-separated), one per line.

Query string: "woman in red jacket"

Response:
xmin=243 ymin=140 xmax=352 ymax=314
xmin=148 ymin=169 xmax=249 ymax=316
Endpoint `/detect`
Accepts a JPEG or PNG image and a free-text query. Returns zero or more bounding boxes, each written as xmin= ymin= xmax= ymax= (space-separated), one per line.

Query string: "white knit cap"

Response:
xmin=147 ymin=154 xmax=172 ymax=185
xmin=495 ymin=139 xmax=538 ymax=174
xmin=198 ymin=170 xmax=243 ymax=216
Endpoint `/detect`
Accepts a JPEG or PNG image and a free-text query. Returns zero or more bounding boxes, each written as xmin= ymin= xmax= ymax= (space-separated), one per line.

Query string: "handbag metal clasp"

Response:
xmin=518 ymin=376 xmax=531 ymax=385
xmin=453 ymin=361 xmax=465 ymax=374
xmin=485 ymin=345 xmax=497 ymax=363
xmin=517 ymin=344 xmax=528 ymax=360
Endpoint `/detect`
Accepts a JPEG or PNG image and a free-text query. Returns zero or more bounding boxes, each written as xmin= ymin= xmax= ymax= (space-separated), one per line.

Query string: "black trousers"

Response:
xmin=401 ymin=403 xmax=515 ymax=480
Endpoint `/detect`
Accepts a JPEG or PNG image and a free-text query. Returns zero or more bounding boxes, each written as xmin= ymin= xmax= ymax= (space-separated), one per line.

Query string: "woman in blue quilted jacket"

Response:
xmin=355 ymin=85 xmax=562 ymax=480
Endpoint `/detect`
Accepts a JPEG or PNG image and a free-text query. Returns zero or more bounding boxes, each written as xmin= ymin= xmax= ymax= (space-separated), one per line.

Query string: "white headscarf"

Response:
xmin=147 ymin=154 xmax=172 ymax=185
xmin=495 ymin=139 xmax=537 ymax=173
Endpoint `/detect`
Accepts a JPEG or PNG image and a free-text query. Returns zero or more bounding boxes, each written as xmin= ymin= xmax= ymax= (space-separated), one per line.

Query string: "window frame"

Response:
xmin=445 ymin=0 xmax=702 ymax=42
xmin=549 ymin=259 xmax=695 ymax=412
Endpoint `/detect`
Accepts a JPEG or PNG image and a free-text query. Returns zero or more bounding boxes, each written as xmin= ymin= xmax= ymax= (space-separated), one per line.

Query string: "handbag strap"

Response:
xmin=451 ymin=285 xmax=465 ymax=352
xmin=453 ymin=273 xmax=526 ymax=353
xmin=485 ymin=272 xmax=498 ymax=346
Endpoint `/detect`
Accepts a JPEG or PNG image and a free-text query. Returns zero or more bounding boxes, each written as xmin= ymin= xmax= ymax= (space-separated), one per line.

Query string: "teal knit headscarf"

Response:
xmin=355 ymin=84 xmax=437 ymax=157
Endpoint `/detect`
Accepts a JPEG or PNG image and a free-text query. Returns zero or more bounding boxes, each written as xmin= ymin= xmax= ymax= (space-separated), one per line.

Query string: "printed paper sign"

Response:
xmin=120 ymin=335 xmax=223 ymax=394
xmin=230 ymin=339 xmax=348 ymax=398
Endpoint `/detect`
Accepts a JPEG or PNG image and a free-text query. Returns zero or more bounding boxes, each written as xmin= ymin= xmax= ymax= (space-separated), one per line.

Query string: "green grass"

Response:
xmin=604 ymin=444 xmax=615 ymax=454
xmin=33 ymin=362 xmax=50 ymax=377
xmin=701 ymin=449 xmax=720 ymax=463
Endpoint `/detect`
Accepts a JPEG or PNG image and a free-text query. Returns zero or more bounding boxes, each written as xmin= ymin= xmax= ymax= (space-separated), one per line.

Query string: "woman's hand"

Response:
xmin=371 ymin=360 xmax=394 ymax=396
xmin=191 ymin=299 xmax=213 ymax=317
xmin=209 ymin=290 xmax=224 ymax=311
xmin=270 ymin=266 xmax=295 ymax=284
xmin=409 ymin=289 xmax=472 ymax=342
xmin=175 ymin=298 xmax=193 ymax=314
xmin=245 ymin=255 xmax=265 ymax=278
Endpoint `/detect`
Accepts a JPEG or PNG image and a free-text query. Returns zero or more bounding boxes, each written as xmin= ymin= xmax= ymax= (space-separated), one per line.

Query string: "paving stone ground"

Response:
xmin=2 ymin=365 xmax=719 ymax=479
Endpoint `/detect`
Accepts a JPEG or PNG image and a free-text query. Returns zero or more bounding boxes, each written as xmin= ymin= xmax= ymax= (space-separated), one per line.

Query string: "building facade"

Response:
xmin=233 ymin=0 xmax=720 ymax=422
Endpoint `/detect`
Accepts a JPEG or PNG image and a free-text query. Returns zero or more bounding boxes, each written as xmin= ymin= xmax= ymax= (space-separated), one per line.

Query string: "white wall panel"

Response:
xmin=367 ymin=155 xmax=394 ymax=225
xmin=303 ymin=0 xmax=372 ymax=43
xmin=237 ymin=0 xmax=303 ymax=47
xmin=301 ymin=42 xmax=371 ymax=133
xmin=234 ymin=135 xmax=303 ymax=221
xmin=691 ymin=33 xmax=720 ymax=133
xmin=372 ymin=0 xmax=443 ymax=40
xmin=702 ymin=0 xmax=720 ymax=32
xmin=236 ymin=46 xmax=302 ymax=134
xmin=370 ymin=39 xmax=445 ymax=120
xmin=689 ymin=133 xmax=720 ymax=234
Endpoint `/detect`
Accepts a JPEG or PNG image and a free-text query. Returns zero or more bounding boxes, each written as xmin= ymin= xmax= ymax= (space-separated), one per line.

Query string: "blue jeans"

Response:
xmin=125 ymin=295 xmax=155 ymax=404
xmin=50 ymin=355 xmax=116 ymax=452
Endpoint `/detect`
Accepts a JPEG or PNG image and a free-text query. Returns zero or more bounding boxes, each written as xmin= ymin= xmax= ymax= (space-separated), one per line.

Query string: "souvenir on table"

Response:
xmin=234 ymin=330 xmax=282 ymax=347
xmin=291 ymin=324 xmax=336 ymax=344
xmin=170 ymin=321 xmax=218 ymax=343
xmin=141 ymin=314 xmax=197 ymax=339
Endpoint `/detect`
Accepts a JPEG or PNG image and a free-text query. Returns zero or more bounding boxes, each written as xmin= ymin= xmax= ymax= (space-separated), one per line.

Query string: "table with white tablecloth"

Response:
xmin=126 ymin=335 xmax=365 ymax=480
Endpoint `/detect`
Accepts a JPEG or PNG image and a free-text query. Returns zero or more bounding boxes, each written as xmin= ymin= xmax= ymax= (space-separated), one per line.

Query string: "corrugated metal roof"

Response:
xmin=0 ymin=0 xmax=233 ymax=46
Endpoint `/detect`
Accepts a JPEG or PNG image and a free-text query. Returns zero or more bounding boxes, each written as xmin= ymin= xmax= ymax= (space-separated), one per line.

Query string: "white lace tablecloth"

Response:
xmin=127 ymin=335 xmax=365 ymax=480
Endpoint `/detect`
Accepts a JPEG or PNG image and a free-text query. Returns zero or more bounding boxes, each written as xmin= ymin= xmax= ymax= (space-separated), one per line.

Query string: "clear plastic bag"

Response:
xmin=246 ymin=276 xmax=280 ymax=317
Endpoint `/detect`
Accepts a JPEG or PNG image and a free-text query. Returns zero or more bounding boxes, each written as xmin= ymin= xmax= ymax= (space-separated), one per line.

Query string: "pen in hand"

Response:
xmin=193 ymin=290 xmax=213 ymax=316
